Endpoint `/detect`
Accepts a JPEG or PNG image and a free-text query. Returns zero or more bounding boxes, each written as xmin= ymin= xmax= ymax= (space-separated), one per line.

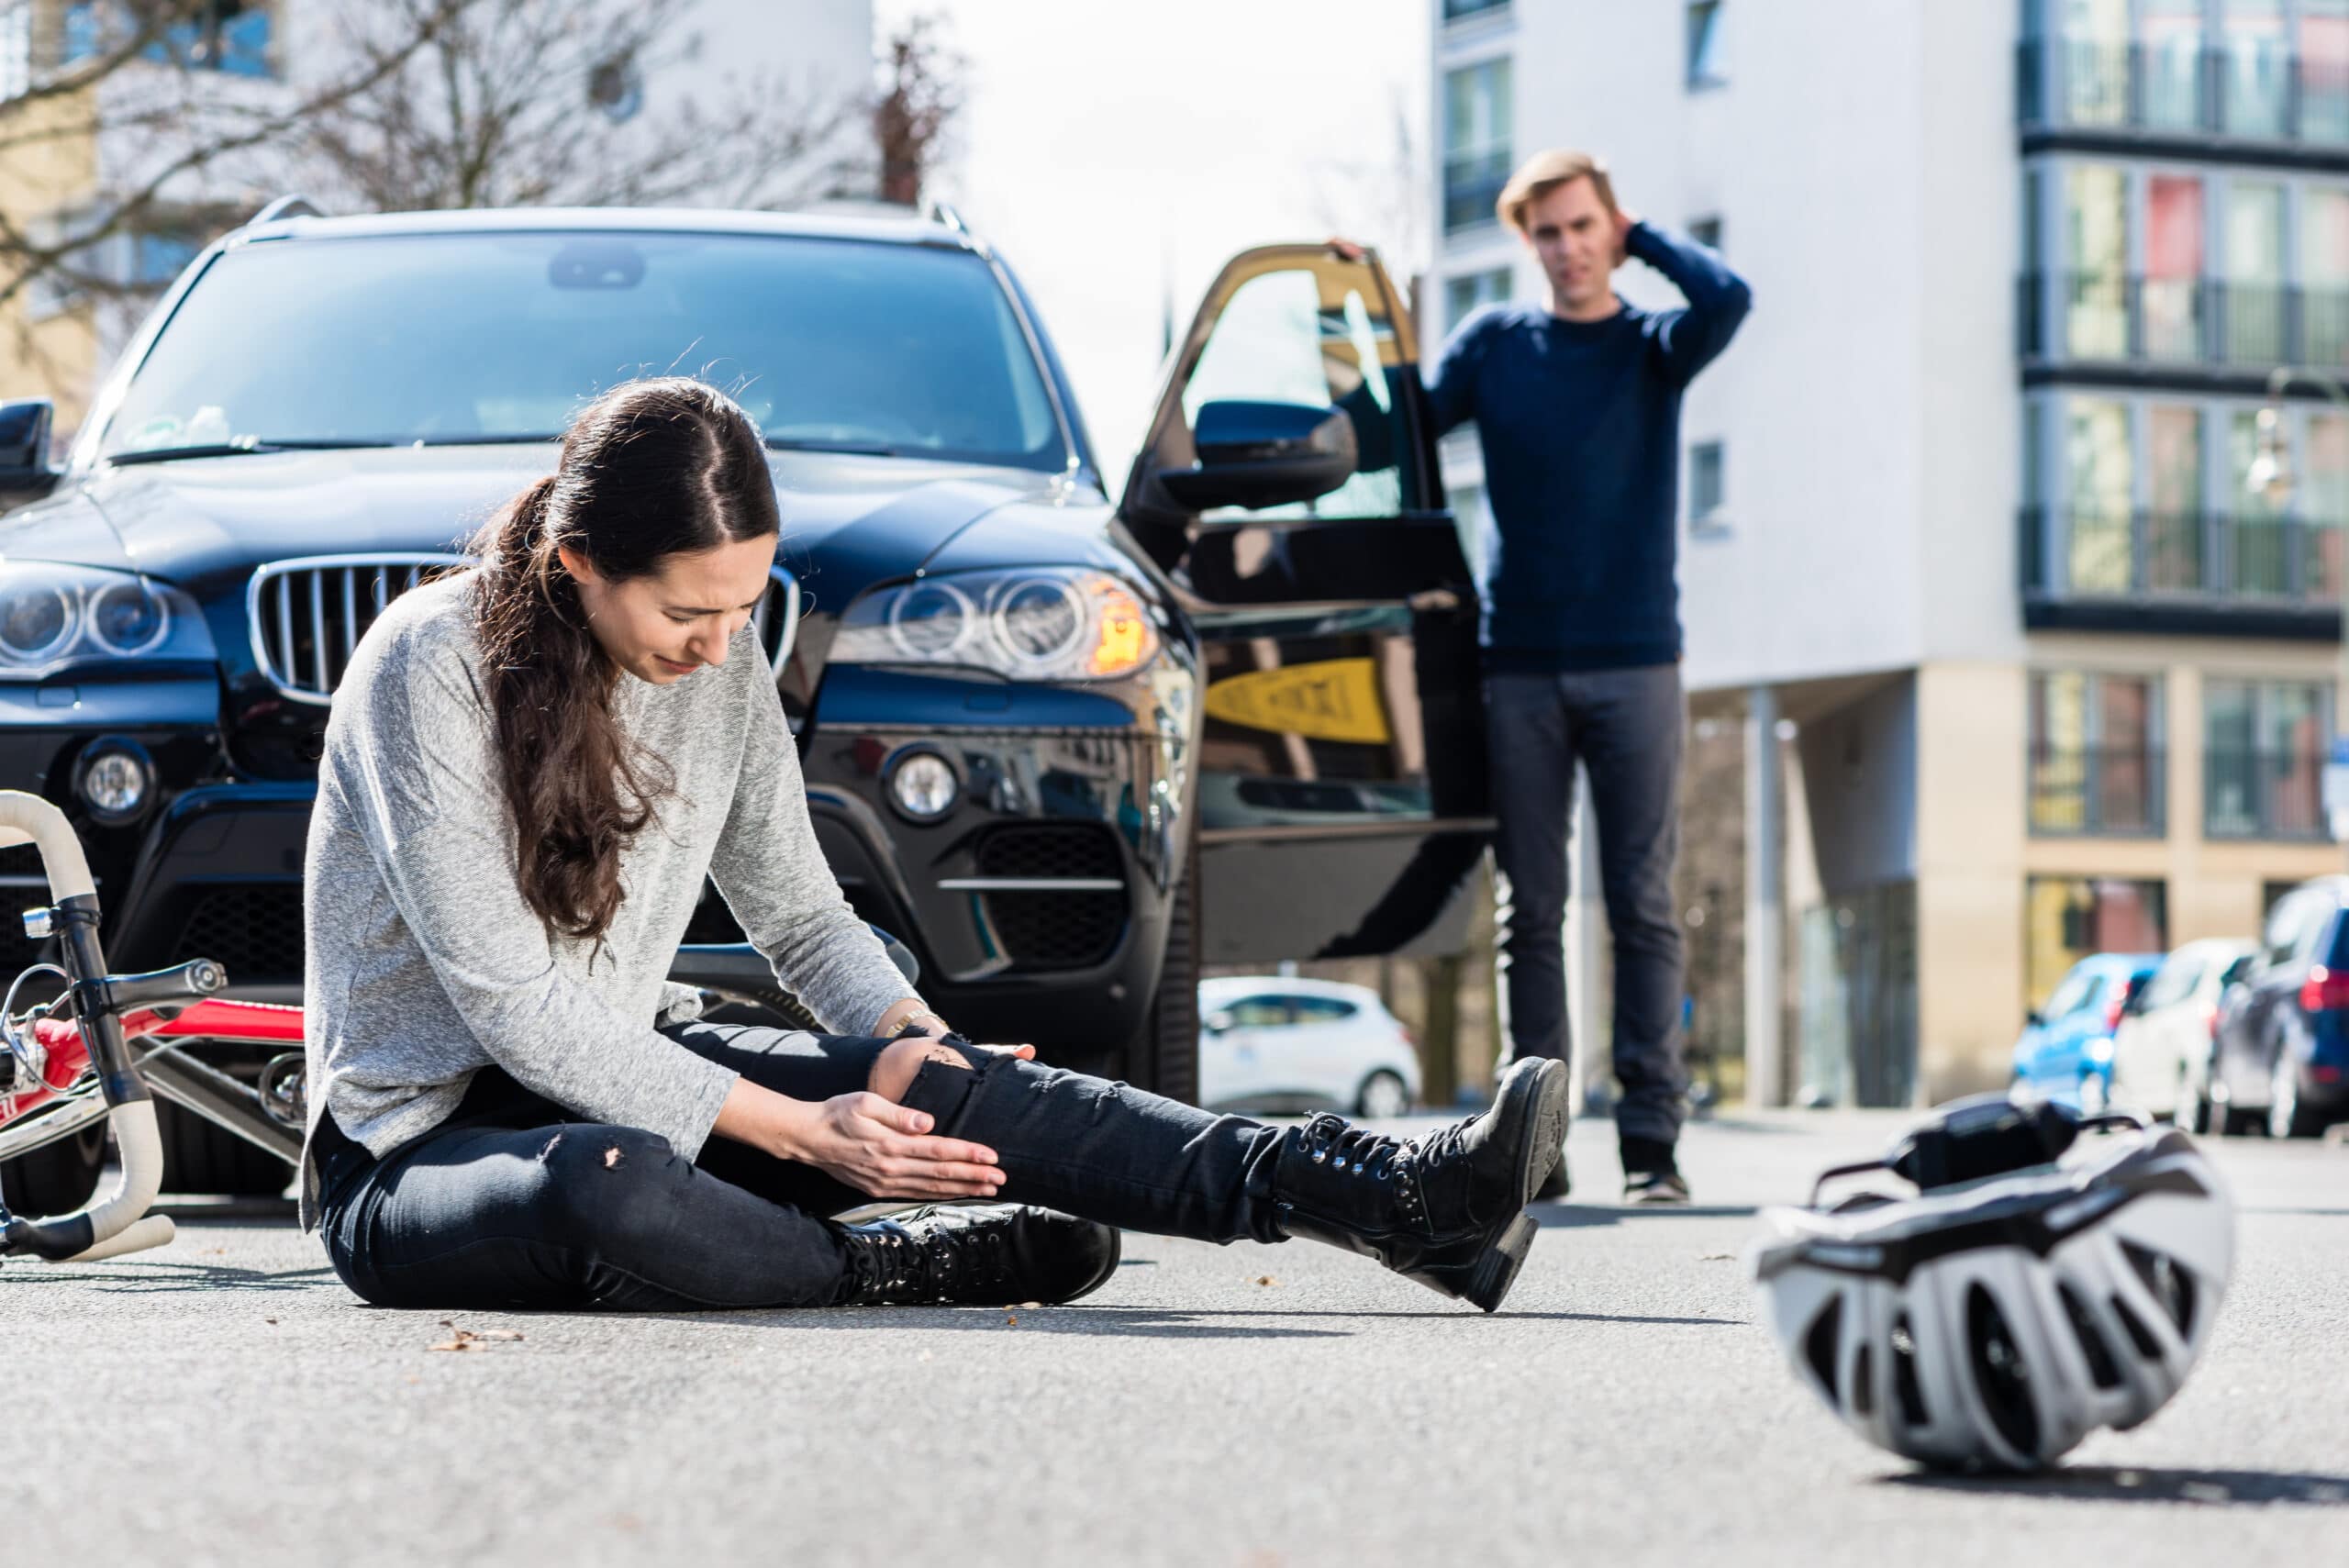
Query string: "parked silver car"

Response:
xmin=2109 ymin=937 xmax=2255 ymax=1128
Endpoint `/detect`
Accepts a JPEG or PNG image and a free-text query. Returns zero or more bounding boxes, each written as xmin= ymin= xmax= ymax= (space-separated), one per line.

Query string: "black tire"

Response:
xmin=156 ymin=1099 xmax=293 ymax=1196
xmin=0 ymin=1118 xmax=106 ymax=1218
xmin=1130 ymin=829 xmax=1200 ymax=1105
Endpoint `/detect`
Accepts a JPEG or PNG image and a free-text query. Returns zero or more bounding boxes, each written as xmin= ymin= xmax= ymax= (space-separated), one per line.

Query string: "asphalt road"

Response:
xmin=4 ymin=1109 xmax=2343 ymax=1568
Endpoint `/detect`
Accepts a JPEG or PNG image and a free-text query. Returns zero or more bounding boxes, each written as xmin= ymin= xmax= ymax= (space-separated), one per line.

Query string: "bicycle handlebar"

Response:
xmin=0 ymin=789 xmax=175 ymax=1264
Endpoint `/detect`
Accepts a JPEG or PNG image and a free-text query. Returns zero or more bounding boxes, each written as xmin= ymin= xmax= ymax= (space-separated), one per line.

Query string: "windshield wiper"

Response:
xmin=106 ymin=438 xmax=394 ymax=465
xmin=412 ymin=433 xmax=562 ymax=446
xmin=765 ymin=437 xmax=903 ymax=458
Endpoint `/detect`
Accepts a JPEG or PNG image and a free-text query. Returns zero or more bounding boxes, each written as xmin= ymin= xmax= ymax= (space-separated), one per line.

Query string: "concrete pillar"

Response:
xmin=1746 ymin=686 xmax=1785 ymax=1107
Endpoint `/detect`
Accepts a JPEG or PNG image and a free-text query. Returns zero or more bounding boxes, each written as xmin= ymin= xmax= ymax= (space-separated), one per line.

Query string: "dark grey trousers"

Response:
xmin=1486 ymin=664 xmax=1690 ymax=1147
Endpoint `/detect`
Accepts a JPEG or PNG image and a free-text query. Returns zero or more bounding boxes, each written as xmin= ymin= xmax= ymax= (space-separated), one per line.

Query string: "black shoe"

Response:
xmin=834 ymin=1204 xmax=1121 ymax=1307
xmin=1621 ymin=1169 xmax=1690 ymax=1206
xmin=1619 ymin=1136 xmax=1688 ymax=1206
xmin=1531 ymin=1147 xmax=1571 ymax=1202
xmin=1270 ymin=1056 xmax=1569 ymax=1312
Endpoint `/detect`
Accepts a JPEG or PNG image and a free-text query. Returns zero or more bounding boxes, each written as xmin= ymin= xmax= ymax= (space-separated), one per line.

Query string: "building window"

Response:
xmin=1443 ymin=266 xmax=1511 ymax=330
xmin=1442 ymin=58 xmax=1513 ymax=235
xmin=2024 ymin=876 xmax=2168 ymax=1015
xmin=2206 ymin=678 xmax=2333 ymax=839
xmin=1688 ymin=440 xmax=1726 ymax=530
xmin=0 ymin=1 xmax=30 ymax=104
xmin=1443 ymin=0 xmax=1509 ymax=22
xmin=62 ymin=2 xmax=274 ymax=80
xmin=1686 ymin=0 xmax=1727 ymax=91
xmin=2028 ymin=670 xmax=2165 ymax=836
xmin=1688 ymin=215 xmax=1724 ymax=253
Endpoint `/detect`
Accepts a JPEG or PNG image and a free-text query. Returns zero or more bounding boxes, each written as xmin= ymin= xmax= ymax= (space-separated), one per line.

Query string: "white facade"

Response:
xmin=1428 ymin=0 xmax=2021 ymax=696
xmin=1423 ymin=0 xmax=2349 ymax=1106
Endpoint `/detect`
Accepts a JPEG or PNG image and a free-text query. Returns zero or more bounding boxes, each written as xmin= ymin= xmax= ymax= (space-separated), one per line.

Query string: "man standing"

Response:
xmin=1426 ymin=150 xmax=1750 ymax=1204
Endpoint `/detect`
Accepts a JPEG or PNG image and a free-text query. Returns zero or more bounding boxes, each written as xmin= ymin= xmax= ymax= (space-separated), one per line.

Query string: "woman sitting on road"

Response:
xmin=300 ymin=377 xmax=1567 ymax=1315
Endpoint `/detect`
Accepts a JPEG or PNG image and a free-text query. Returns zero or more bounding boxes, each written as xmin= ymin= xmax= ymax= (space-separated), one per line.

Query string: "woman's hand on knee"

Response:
xmin=792 ymin=1091 xmax=1006 ymax=1201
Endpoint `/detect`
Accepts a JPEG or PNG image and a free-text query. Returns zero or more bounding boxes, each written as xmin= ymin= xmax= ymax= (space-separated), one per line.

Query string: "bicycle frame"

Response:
xmin=0 ymin=790 xmax=300 ymax=1264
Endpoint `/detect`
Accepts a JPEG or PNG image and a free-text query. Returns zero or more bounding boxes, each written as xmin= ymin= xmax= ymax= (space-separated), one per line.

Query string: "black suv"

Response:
xmin=0 ymin=203 xmax=1491 ymax=1201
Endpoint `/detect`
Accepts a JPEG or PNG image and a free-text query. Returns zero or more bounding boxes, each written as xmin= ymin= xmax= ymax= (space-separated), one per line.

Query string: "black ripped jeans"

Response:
xmin=313 ymin=1021 xmax=1295 ymax=1311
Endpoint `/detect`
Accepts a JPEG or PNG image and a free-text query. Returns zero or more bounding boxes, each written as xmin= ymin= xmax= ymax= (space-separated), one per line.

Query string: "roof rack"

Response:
xmin=246 ymin=195 xmax=324 ymax=227
xmin=920 ymin=197 xmax=967 ymax=236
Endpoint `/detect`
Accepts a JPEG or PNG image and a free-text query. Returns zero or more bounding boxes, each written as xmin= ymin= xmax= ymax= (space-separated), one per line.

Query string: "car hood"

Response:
xmin=2 ymin=445 xmax=1074 ymax=606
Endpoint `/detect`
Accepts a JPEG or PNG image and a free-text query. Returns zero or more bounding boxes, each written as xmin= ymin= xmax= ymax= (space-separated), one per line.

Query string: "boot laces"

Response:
xmin=1298 ymin=1114 xmax=1453 ymax=1221
xmin=852 ymin=1211 xmax=1017 ymax=1302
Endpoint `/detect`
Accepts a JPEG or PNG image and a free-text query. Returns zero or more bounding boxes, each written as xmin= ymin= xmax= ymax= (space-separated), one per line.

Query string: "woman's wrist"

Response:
xmin=873 ymin=996 xmax=949 ymax=1038
xmin=717 ymin=1077 xmax=819 ymax=1162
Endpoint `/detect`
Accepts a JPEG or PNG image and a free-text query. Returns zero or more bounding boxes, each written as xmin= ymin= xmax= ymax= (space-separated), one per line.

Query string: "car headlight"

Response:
xmin=833 ymin=568 xmax=1161 ymax=681
xmin=0 ymin=562 xmax=215 ymax=679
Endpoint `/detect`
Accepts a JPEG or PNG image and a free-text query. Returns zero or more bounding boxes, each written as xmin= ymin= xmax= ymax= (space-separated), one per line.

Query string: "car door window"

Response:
xmin=1171 ymin=258 xmax=1410 ymax=521
xmin=1288 ymin=996 xmax=1360 ymax=1026
xmin=1224 ymin=995 xmax=1296 ymax=1029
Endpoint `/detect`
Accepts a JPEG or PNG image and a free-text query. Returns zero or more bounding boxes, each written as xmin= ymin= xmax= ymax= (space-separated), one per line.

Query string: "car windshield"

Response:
xmin=99 ymin=230 xmax=1068 ymax=470
xmin=2043 ymin=969 xmax=2102 ymax=1018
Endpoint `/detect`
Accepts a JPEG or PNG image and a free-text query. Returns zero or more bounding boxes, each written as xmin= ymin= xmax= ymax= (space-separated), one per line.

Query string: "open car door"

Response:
xmin=1124 ymin=244 xmax=1491 ymax=965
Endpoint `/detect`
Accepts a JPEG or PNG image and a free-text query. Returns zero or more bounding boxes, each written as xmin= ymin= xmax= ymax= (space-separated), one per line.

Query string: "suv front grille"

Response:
xmin=970 ymin=826 xmax=1126 ymax=971
xmin=167 ymin=885 xmax=306 ymax=985
xmin=249 ymin=555 xmax=802 ymax=704
xmin=249 ymin=554 xmax=470 ymax=706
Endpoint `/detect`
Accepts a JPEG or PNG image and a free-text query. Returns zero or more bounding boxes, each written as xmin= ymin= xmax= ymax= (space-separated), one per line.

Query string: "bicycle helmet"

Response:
xmin=1747 ymin=1094 xmax=2233 ymax=1471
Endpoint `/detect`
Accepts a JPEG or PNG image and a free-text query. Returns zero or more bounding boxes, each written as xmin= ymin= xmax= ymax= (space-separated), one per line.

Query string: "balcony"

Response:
xmin=2028 ymin=743 xmax=2167 ymax=837
xmin=2019 ymin=272 xmax=2349 ymax=382
xmin=2206 ymin=747 xmax=2329 ymax=839
xmin=1443 ymin=147 xmax=1512 ymax=235
xmin=2019 ymin=38 xmax=2349 ymax=161
xmin=2020 ymin=507 xmax=2347 ymax=637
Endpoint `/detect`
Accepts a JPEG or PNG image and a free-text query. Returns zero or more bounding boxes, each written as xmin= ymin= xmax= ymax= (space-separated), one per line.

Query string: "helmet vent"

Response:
xmin=2057 ymin=1282 xmax=2123 ymax=1390
xmin=2110 ymin=1292 xmax=2165 ymax=1359
xmin=1851 ymin=1344 xmax=1876 ymax=1418
xmin=2121 ymin=1240 xmax=2198 ymax=1339
xmin=1889 ymin=1313 xmax=1930 ymax=1427
xmin=1965 ymin=1284 xmax=2042 ymax=1457
xmin=1802 ymin=1296 xmax=1844 ymax=1399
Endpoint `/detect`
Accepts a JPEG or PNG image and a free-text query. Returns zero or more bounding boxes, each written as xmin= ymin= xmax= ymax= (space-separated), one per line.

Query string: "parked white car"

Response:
xmin=1197 ymin=977 xmax=1421 ymax=1118
xmin=2109 ymin=937 xmax=2255 ymax=1125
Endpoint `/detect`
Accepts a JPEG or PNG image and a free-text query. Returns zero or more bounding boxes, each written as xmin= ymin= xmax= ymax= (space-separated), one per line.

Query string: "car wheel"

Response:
xmin=0 ymin=1118 xmax=106 ymax=1219
xmin=1129 ymin=829 xmax=1201 ymax=1106
xmin=2268 ymin=1051 xmax=2325 ymax=1140
xmin=1355 ymin=1070 xmax=1411 ymax=1120
xmin=155 ymin=1100 xmax=293 ymax=1196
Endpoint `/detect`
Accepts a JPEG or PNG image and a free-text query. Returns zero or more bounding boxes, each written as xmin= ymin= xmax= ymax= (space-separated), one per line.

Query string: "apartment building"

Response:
xmin=1428 ymin=0 xmax=2349 ymax=1105
xmin=0 ymin=0 xmax=874 ymax=433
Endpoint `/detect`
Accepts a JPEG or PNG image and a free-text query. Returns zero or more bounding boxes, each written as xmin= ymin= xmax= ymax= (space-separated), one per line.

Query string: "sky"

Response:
xmin=873 ymin=0 xmax=1431 ymax=484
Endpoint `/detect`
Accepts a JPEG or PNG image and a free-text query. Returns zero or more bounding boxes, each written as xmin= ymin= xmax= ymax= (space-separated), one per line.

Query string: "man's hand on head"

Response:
xmin=1611 ymin=206 xmax=1640 ymax=265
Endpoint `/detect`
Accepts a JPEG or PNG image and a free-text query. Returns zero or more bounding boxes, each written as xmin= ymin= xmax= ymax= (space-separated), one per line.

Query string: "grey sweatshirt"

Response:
xmin=296 ymin=572 xmax=913 ymax=1228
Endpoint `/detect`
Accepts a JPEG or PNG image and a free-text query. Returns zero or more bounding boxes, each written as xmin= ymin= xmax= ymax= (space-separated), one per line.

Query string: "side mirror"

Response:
xmin=1202 ymin=1009 xmax=1234 ymax=1035
xmin=1159 ymin=399 xmax=1357 ymax=512
xmin=2025 ymin=1009 xmax=2044 ymax=1029
xmin=0 ymin=399 xmax=61 ymax=502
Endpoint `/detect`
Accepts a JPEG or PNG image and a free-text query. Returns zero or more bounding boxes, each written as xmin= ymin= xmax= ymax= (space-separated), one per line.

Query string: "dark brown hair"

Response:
xmin=469 ymin=378 xmax=778 ymax=943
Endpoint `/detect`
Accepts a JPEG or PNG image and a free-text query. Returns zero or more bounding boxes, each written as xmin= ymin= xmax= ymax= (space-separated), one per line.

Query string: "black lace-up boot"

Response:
xmin=833 ymin=1204 xmax=1121 ymax=1307
xmin=1270 ymin=1057 xmax=1569 ymax=1312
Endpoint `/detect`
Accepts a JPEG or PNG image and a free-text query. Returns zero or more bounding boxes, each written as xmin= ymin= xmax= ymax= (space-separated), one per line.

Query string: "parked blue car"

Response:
xmin=2012 ymin=953 xmax=2161 ymax=1112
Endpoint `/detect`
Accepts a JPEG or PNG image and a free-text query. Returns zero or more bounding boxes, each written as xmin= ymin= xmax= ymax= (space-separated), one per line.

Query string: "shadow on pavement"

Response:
xmin=1530 ymin=1203 xmax=1758 ymax=1229
xmin=1883 ymin=1466 xmax=2349 ymax=1506
xmin=0 ymin=1259 xmax=336 ymax=1295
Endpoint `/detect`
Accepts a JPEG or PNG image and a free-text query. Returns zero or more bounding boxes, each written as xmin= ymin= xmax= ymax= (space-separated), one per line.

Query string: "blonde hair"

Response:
xmin=1497 ymin=149 xmax=1619 ymax=235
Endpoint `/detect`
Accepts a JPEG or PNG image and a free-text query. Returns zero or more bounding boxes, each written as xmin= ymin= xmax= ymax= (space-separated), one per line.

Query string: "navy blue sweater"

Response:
xmin=1427 ymin=222 xmax=1751 ymax=672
